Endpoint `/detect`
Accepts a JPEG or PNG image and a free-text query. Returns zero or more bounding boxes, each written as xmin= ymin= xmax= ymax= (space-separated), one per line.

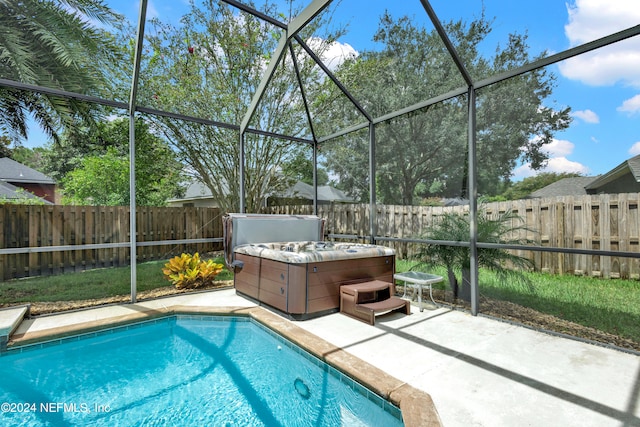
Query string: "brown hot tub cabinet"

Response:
xmin=234 ymin=252 xmax=395 ymax=319
xmin=224 ymin=214 xmax=400 ymax=320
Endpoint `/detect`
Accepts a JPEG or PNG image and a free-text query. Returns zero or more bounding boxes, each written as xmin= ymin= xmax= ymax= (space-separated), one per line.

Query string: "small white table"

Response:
xmin=394 ymin=271 xmax=443 ymax=311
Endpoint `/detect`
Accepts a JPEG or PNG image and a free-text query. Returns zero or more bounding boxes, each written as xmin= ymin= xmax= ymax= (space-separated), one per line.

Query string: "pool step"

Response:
xmin=0 ymin=304 xmax=30 ymax=351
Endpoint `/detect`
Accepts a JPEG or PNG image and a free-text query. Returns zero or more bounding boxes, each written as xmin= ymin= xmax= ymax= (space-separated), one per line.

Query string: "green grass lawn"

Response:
xmin=396 ymin=259 xmax=640 ymax=344
xmin=0 ymin=255 xmax=233 ymax=304
xmin=3 ymin=256 xmax=639 ymax=345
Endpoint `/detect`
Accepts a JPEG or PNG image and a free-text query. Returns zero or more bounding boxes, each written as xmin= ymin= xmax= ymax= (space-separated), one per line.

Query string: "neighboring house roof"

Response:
xmin=0 ymin=157 xmax=55 ymax=184
xmin=168 ymin=180 xmax=354 ymax=204
xmin=0 ymin=180 xmax=53 ymax=204
xmin=174 ymin=181 xmax=214 ymax=202
xmin=584 ymin=154 xmax=640 ymax=191
xmin=278 ymin=181 xmax=354 ymax=203
xmin=528 ymin=176 xmax=596 ymax=198
xmin=442 ymin=197 xmax=469 ymax=206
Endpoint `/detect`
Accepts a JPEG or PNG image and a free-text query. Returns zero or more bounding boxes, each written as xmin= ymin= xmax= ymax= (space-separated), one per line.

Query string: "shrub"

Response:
xmin=414 ymin=208 xmax=535 ymax=301
xmin=162 ymin=253 xmax=224 ymax=289
xmin=0 ymin=188 xmax=47 ymax=205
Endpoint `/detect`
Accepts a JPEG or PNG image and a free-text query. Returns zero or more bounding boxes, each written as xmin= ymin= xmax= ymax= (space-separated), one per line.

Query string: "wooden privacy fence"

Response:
xmin=3 ymin=193 xmax=640 ymax=281
xmin=266 ymin=193 xmax=640 ymax=279
xmin=0 ymin=205 xmax=223 ymax=280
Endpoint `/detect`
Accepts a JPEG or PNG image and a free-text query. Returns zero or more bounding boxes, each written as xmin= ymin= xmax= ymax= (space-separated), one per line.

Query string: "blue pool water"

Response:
xmin=0 ymin=316 xmax=403 ymax=426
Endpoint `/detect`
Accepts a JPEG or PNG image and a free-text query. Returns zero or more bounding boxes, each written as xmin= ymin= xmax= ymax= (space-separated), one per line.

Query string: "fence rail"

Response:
xmin=3 ymin=193 xmax=640 ymax=281
xmin=0 ymin=205 xmax=223 ymax=280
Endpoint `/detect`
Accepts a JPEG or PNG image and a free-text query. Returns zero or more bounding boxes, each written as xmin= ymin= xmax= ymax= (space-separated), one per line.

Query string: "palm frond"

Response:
xmin=413 ymin=207 xmax=537 ymax=297
xmin=0 ymin=0 xmax=122 ymax=143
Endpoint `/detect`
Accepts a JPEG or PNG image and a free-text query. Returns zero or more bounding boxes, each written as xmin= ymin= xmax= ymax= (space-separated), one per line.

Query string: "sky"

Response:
xmin=22 ymin=0 xmax=640 ymax=181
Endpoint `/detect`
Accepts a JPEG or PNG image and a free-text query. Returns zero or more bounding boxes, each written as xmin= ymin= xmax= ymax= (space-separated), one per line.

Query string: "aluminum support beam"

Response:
xmin=287 ymin=0 xmax=333 ymax=36
xmin=289 ymin=43 xmax=320 ymax=212
xmin=420 ymin=0 xmax=474 ymax=86
xmin=366 ymin=26 xmax=640 ymax=138
xmin=0 ymin=78 xmax=128 ymax=109
xmin=128 ymin=114 xmax=137 ymax=303
xmin=294 ymin=35 xmax=372 ymax=122
xmin=368 ymin=123 xmax=376 ymax=244
xmin=219 ymin=0 xmax=287 ymax=30
xmin=317 ymin=121 xmax=370 ymax=144
xmin=240 ymin=34 xmax=287 ymax=133
xmin=127 ymin=0 xmax=148 ymax=303
xmin=239 ymin=132 xmax=246 ymax=212
xmin=245 ymin=127 xmax=313 ymax=144
xmin=135 ymin=106 xmax=239 ymax=130
xmin=373 ymin=87 xmax=468 ymax=126
xmin=240 ymin=0 xmax=332 ymax=134
xmin=289 ymin=44 xmax=318 ymax=143
xmin=313 ymin=143 xmax=318 ymax=215
xmin=0 ymin=238 xmax=222 ymax=256
xmin=467 ymin=87 xmax=479 ymax=315
xmin=475 ymin=24 xmax=640 ymax=90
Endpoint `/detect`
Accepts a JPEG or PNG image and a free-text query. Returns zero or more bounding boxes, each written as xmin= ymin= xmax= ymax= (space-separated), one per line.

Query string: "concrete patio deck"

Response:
xmin=8 ymin=288 xmax=640 ymax=427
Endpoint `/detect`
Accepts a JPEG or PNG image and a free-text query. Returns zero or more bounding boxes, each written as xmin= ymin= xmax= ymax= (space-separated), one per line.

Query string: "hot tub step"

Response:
xmin=340 ymin=281 xmax=410 ymax=325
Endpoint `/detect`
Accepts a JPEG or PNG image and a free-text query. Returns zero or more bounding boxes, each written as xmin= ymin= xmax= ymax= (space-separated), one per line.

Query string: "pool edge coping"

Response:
xmin=8 ymin=304 xmax=442 ymax=427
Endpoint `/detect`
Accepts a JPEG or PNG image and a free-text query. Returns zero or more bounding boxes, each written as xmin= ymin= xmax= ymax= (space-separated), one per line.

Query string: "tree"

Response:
xmin=414 ymin=208 xmax=534 ymax=302
xmin=319 ymin=13 xmax=571 ymax=204
xmin=140 ymin=1 xmax=344 ymax=213
xmin=57 ymin=118 xmax=184 ymax=206
xmin=61 ymin=147 xmax=129 ymax=205
xmin=8 ymin=145 xmax=48 ymax=172
xmin=0 ymin=136 xmax=11 ymax=158
xmin=280 ymin=150 xmax=329 ymax=186
xmin=0 ymin=0 xmax=122 ymax=144
xmin=1 ymin=135 xmax=48 ymax=171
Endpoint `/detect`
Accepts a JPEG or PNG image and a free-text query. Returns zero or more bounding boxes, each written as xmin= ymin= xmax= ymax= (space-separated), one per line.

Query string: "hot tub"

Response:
xmin=224 ymin=214 xmax=396 ymax=320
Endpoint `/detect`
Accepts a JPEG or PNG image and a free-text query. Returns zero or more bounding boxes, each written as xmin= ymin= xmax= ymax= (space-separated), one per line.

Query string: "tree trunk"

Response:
xmin=458 ymin=267 xmax=472 ymax=302
xmin=447 ymin=269 xmax=459 ymax=300
xmin=447 ymin=268 xmax=472 ymax=302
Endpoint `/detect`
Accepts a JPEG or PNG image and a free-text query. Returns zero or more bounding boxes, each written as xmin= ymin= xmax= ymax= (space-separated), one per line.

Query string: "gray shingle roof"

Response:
xmin=528 ymin=176 xmax=596 ymax=198
xmin=279 ymin=181 xmax=354 ymax=202
xmin=170 ymin=180 xmax=353 ymax=203
xmin=585 ymin=154 xmax=640 ymax=190
xmin=0 ymin=157 xmax=55 ymax=184
xmin=628 ymin=155 xmax=640 ymax=180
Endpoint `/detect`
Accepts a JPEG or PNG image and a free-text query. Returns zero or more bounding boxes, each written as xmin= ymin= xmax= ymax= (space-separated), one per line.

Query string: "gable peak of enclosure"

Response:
xmin=160 ymin=0 xmax=637 ymax=146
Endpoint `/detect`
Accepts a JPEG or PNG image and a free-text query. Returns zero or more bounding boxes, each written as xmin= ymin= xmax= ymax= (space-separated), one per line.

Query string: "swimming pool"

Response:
xmin=1 ymin=315 xmax=403 ymax=426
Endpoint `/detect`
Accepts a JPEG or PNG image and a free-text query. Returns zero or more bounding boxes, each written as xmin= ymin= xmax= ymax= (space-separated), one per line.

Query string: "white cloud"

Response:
xmin=513 ymin=137 xmax=590 ymax=179
xmin=544 ymin=156 xmax=590 ymax=174
xmin=564 ymin=0 xmax=639 ymax=44
xmin=512 ymin=164 xmax=537 ymax=179
xmin=513 ymin=157 xmax=590 ymax=179
xmin=571 ymin=109 xmax=599 ymax=123
xmin=145 ymin=1 xmax=160 ymax=21
xmin=617 ymin=94 xmax=640 ymax=115
xmin=628 ymin=141 xmax=640 ymax=156
xmin=559 ymin=0 xmax=640 ymax=87
xmin=306 ymin=37 xmax=358 ymax=71
xmin=542 ymin=138 xmax=575 ymax=157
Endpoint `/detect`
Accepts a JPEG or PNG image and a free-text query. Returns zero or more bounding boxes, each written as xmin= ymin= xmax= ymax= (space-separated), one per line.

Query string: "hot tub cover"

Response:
xmin=234 ymin=241 xmax=395 ymax=263
xmin=223 ymin=213 xmax=324 ymax=266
